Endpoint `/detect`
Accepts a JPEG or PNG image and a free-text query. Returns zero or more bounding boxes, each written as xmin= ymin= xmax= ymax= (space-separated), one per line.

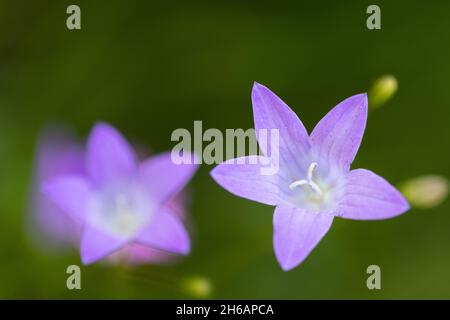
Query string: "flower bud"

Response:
xmin=369 ymin=75 xmax=398 ymax=109
xmin=400 ymin=175 xmax=448 ymax=209
xmin=181 ymin=276 xmax=213 ymax=299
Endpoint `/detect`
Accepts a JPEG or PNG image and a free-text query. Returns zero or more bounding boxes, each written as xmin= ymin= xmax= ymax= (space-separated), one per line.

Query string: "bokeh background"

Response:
xmin=0 ymin=0 xmax=449 ymax=299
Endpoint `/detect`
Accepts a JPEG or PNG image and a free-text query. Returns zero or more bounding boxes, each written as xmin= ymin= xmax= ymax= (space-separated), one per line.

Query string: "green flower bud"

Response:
xmin=369 ymin=75 xmax=398 ymax=109
xmin=181 ymin=276 xmax=213 ymax=299
xmin=400 ymin=175 xmax=448 ymax=209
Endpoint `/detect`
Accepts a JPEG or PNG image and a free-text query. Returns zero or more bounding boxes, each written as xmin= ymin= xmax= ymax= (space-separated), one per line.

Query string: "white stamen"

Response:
xmin=289 ymin=179 xmax=309 ymax=190
xmin=289 ymin=162 xmax=323 ymax=196
xmin=308 ymin=162 xmax=318 ymax=180
xmin=308 ymin=180 xmax=323 ymax=196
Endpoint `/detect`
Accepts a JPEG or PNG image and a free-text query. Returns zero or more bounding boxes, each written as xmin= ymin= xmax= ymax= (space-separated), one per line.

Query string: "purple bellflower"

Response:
xmin=211 ymin=83 xmax=409 ymax=271
xmin=43 ymin=123 xmax=198 ymax=265
xmin=30 ymin=127 xmax=192 ymax=265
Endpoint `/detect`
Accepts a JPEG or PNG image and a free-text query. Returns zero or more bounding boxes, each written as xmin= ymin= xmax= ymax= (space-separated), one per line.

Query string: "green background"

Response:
xmin=0 ymin=0 xmax=449 ymax=299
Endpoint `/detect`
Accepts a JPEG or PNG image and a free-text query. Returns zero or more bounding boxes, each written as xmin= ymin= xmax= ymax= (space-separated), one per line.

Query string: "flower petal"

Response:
xmin=310 ymin=94 xmax=368 ymax=171
xmin=273 ymin=204 xmax=334 ymax=271
xmin=252 ymin=82 xmax=311 ymax=170
xmin=336 ymin=169 xmax=410 ymax=220
xmin=31 ymin=129 xmax=85 ymax=248
xmin=136 ymin=211 xmax=190 ymax=255
xmin=210 ymin=156 xmax=282 ymax=206
xmin=42 ymin=175 xmax=92 ymax=224
xmin=80 ymin=226 xmax=127 ymax=265
xmin=139 ymin=152 xmax=198 ymax=203
xmin=86 ymin=123 xmax=137 ymax=186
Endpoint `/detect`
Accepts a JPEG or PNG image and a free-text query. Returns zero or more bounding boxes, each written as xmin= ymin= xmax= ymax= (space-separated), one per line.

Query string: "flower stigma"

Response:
xmin=289 ymin=162 xmax=323 ymax=196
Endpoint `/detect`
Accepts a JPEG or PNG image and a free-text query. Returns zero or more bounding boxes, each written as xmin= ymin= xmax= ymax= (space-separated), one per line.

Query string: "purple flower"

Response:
xmin=211 ymin=83 xmax=409 ymax=271
xmin=43 ymin=123 xmax=198 ymax=265
xmin=31 ymin=126 xmax=194 ymax=266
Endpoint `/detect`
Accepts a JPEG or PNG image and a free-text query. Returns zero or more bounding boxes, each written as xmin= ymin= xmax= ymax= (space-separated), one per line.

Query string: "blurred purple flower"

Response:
xmin=30 ymin=130 xmax=191 ymax=265
xmin=42 ymin=123 xmax=198 ymax=265
xmin=211 ymin=83 xmax=409 ymax=271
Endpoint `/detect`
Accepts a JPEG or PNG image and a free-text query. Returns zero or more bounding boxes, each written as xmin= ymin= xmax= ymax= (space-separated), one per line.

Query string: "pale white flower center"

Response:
xmin=88 ymin=182 xmax=154 ymax=238
xmin=289 ymin=162 xmax=323 ymax=196
xmin=287 ymin=161 xmax=342 ymax=213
